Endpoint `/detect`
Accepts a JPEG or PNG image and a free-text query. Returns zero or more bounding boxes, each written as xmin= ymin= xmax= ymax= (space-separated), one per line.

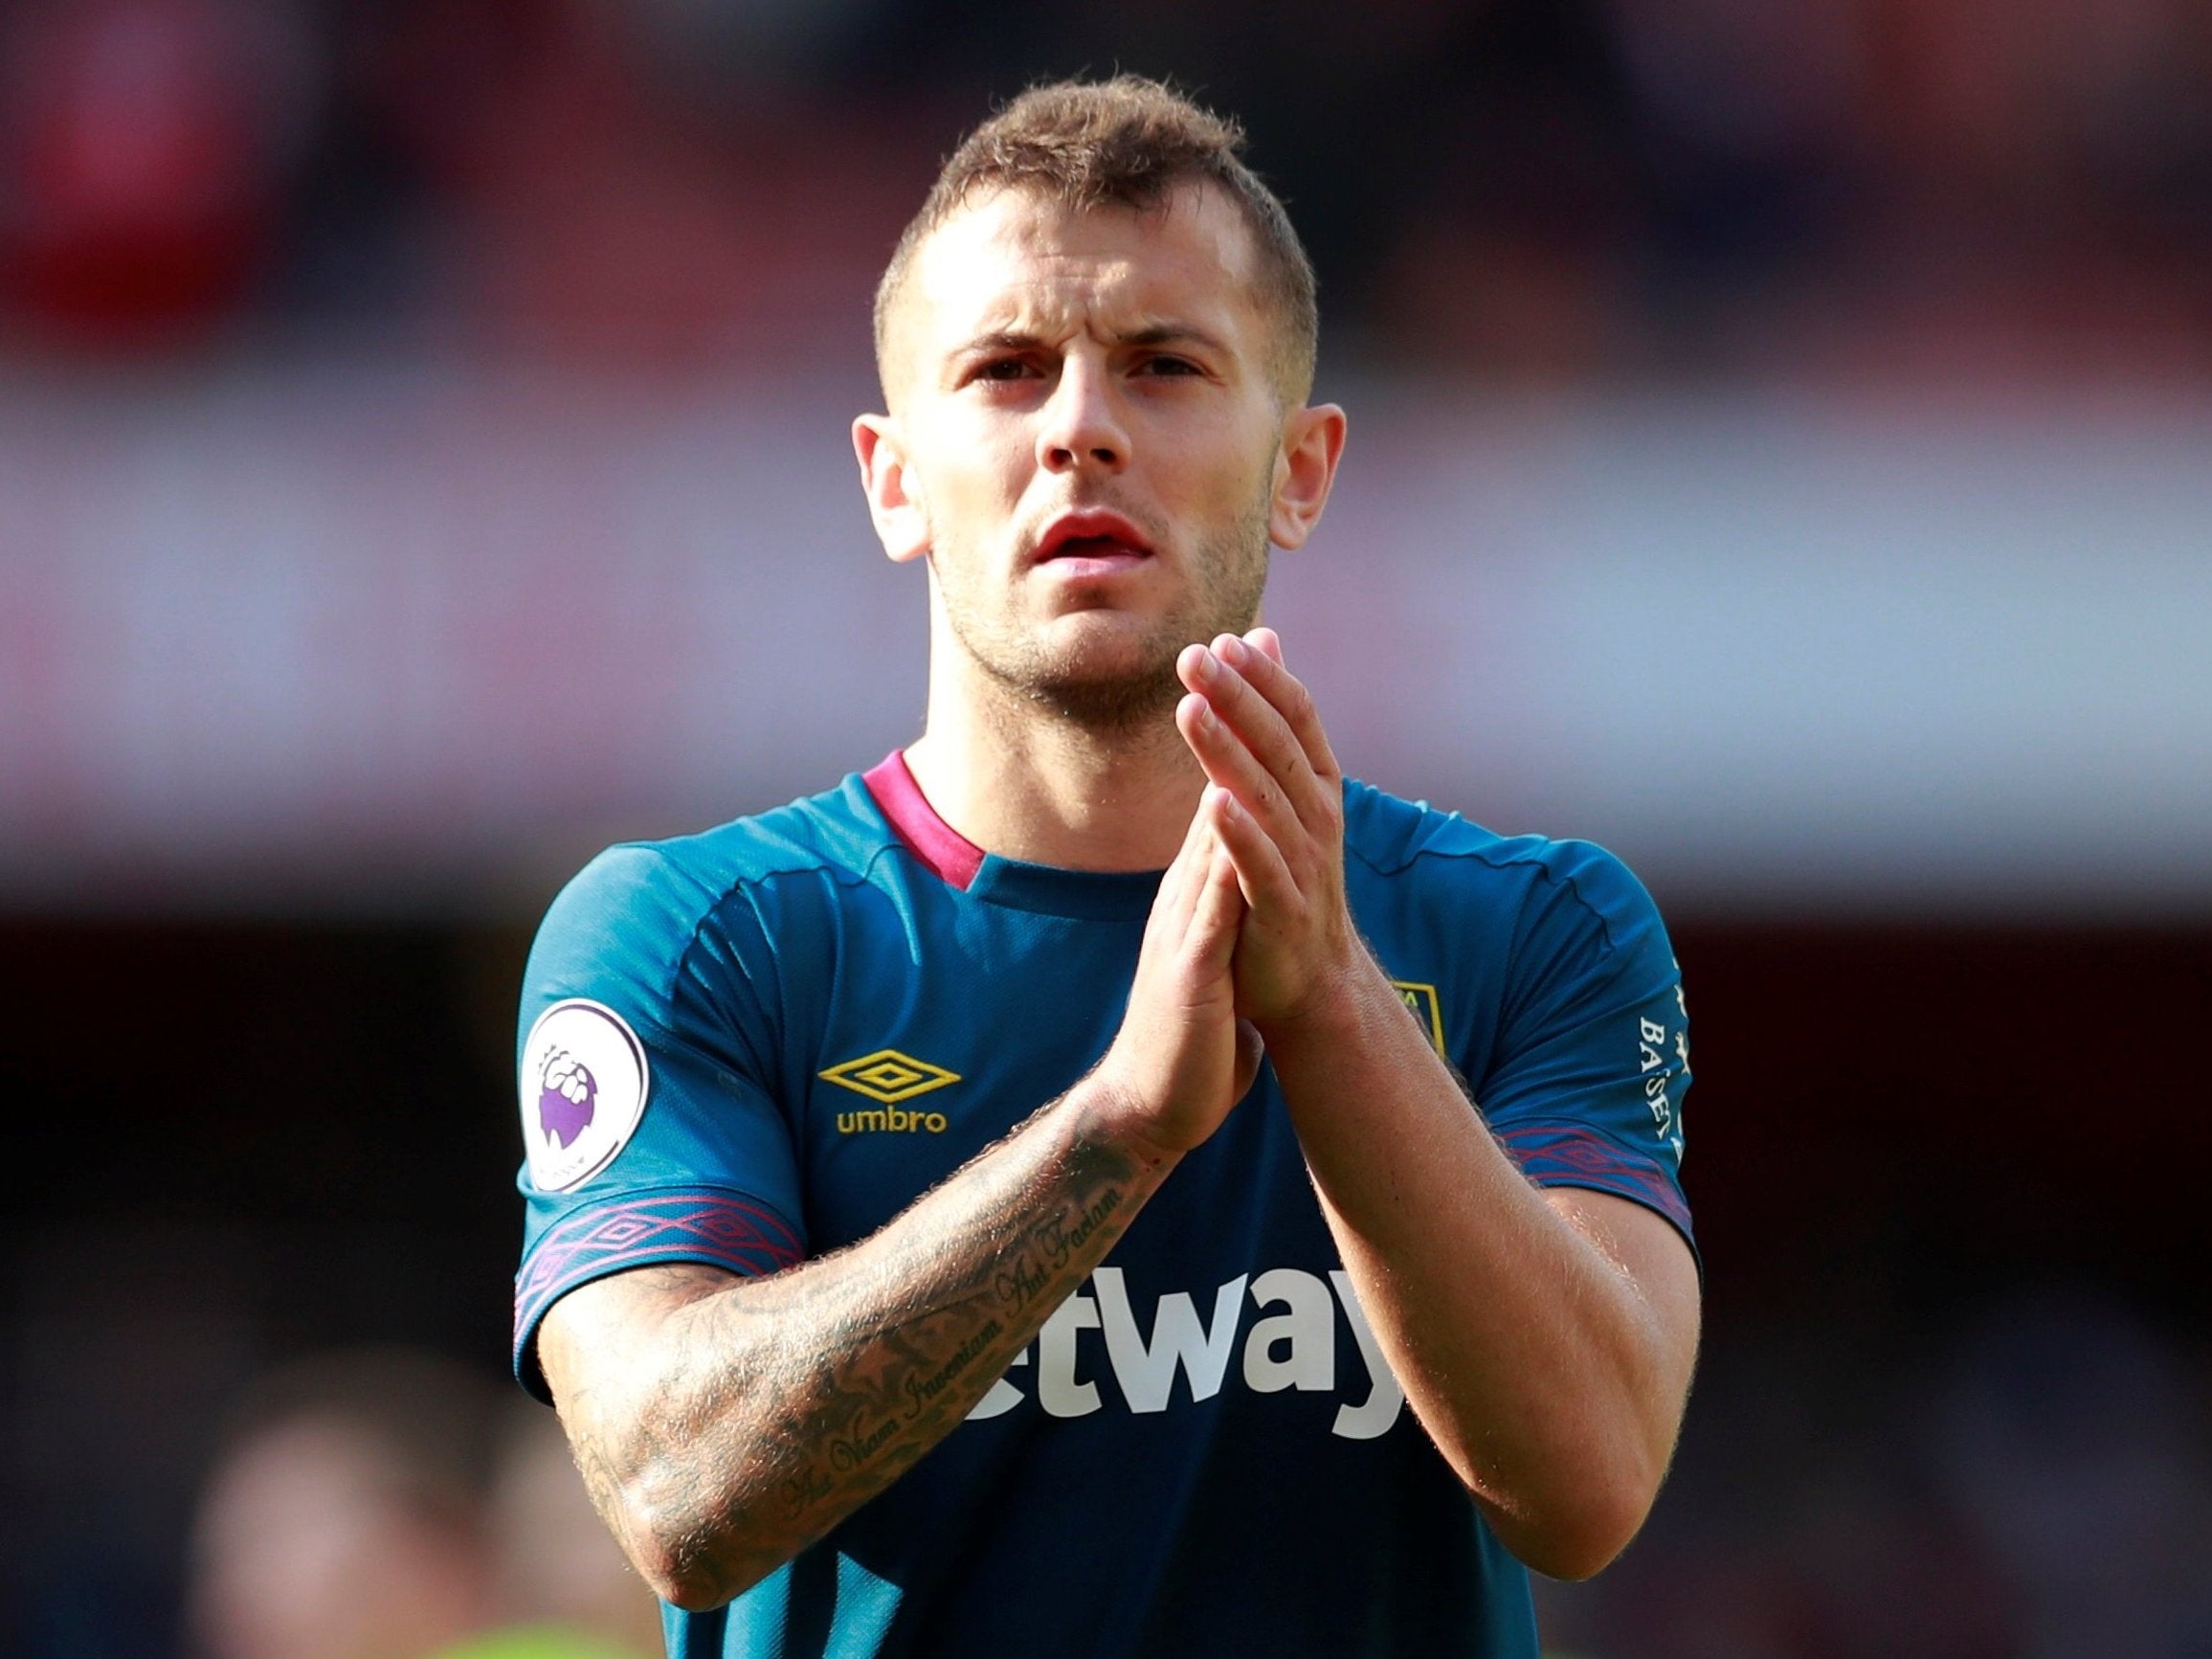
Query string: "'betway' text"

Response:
xmin=965 ymin=1266 xmax=1404 ymax=1440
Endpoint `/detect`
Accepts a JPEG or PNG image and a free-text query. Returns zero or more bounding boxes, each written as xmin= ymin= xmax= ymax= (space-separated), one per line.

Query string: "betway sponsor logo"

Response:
xmin=965 ymin=1267 xmax=1404 ymax=1441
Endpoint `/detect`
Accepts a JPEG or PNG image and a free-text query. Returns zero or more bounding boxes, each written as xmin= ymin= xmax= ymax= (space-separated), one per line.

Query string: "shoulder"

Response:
xmin=528 ymin=774 xmax=895 ymax=987
xmin=544 ymin=775 xmax=892 ymax=929
xmin=1342 ymin=778 xmax=1664 ymax=953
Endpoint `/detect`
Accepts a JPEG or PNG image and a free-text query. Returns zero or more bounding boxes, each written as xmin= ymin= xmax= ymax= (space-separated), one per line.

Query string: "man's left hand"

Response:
xmin=1173 ymin=628 xmax=1365 ymax=1031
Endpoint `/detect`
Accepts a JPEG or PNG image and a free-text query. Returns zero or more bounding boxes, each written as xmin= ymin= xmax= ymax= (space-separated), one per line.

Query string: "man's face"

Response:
xmin=872 ymin=184 xmax=1297 ymax=728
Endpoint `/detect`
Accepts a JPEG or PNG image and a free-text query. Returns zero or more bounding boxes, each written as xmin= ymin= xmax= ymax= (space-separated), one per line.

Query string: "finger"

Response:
xmin=1180 ymin=642 xmax=1332 ymax=830
xmin=1216 ymin=632 xmax=1341 ymax=788
xmin=1178 ymin=642 xmax=1304 ymax=789
xmin=1184 ymin=813 xmax=1246 ymax=972
xmin=1176 ymin=683 xmax=1304 ymax=848
xmin=1208 ymin=781 xmax=1302 ymax=916
xmin=1150 ymin=760 xmax=1223 ymax=930
xmin=1168 ymin=767 xmax=1221 ymax=872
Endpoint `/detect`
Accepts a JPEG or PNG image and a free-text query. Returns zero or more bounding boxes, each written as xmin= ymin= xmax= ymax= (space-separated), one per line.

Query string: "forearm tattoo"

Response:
xmin=563 ymin=1105 xmax=1150 ymax=1604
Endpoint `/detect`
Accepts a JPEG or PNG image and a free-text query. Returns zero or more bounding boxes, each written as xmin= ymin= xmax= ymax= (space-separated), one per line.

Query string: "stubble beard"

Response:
xmin=938 ymin=491 xmax=1273 ymax=735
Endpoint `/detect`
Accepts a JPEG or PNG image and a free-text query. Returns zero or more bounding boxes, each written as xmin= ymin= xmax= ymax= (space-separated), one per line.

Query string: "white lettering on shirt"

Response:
xmin=965 ymin=1266 xmax=1407 ymax=1441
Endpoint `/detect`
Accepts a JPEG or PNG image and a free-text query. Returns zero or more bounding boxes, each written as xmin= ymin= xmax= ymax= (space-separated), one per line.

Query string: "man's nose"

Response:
xmin=1037 ymin=360 xmax=1128 ymax=475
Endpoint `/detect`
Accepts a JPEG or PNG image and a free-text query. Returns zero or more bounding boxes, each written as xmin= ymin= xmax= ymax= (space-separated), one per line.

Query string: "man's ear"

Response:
xmin=853 ymin=415 xmax=930 ymax=563
xmin=1267 ymin=402 xmax=1348 ymax=551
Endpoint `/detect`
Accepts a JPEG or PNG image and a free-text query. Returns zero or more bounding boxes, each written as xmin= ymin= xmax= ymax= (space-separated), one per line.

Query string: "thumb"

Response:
xmin=1231 ymin=1018 xmax=1265 ymax=1100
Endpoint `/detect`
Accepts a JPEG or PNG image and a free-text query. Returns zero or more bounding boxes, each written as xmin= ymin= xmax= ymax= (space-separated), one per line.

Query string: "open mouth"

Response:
xmin=1035 ymin=512 xmax=1154 ymax=568
xmin=1047 ymin=534 xmax=1144 ymax=562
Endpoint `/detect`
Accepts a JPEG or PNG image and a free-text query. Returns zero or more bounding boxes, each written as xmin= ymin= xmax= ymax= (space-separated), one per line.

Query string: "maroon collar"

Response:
xmin=861 ymin=751 xmax=985 ymax=890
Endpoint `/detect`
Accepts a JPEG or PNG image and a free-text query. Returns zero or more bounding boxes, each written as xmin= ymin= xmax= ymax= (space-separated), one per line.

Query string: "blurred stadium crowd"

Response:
xmin=5 ymin=0 xmax=2212 ymax=378
xmin=5 ymin=4 xmax=2212 ymax=1658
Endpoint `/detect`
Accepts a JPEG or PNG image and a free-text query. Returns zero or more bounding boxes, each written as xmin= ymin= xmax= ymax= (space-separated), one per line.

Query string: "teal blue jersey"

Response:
xmin=513 ymin=754 xmax=1692 ymax=1659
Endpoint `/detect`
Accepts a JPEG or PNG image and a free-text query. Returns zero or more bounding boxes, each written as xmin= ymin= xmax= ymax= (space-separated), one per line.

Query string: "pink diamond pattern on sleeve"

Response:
xmin=1494 ymin=1121 xmax=1694 ymax=1241
xmin=513 ymin=1190 xmax=804 ymax=1373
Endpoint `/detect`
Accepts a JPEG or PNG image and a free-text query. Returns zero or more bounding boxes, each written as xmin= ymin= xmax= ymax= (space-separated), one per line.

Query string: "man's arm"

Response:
xmin=1257 ymin=975 xmax=1699 ymax=1580
xmin=538 ymin=798 xmax=1261 ymax=1611
xmin=1176 ymin=628 xmax=1701 ymax=1581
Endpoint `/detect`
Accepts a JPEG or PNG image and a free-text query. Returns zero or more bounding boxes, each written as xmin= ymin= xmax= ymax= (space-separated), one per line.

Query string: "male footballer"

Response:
xmin=512 ymin=76 xmax=1700 ymax=1658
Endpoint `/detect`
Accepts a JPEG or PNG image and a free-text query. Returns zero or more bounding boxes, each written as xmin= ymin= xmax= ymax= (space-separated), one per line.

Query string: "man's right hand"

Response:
xmin=1090 ymin=780 xmax=1263 ymax=1160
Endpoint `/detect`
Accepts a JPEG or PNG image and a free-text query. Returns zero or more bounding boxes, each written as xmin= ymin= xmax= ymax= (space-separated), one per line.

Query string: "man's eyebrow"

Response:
xmin=951 ymin=330 xmax=1043 ymax=356
xmin=947 ymin=324 xmax=1237 ymax=357
xmin=1114 ymin=323 xmax=1233 ymax=356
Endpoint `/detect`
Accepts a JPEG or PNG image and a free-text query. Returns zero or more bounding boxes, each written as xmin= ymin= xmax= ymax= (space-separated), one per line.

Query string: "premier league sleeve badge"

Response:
xmin=520 ymin=999 xmax=651 ymax=1191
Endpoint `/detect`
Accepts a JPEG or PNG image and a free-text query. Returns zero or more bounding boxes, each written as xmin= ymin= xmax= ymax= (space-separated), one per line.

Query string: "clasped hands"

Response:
xmin=1096 ymin=627 xmax=1373 ymax=1158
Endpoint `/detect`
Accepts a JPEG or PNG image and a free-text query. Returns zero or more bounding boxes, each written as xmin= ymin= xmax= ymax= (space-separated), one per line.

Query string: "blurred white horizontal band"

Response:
xmin=1 ymin=363 xmax=2206 ymax=917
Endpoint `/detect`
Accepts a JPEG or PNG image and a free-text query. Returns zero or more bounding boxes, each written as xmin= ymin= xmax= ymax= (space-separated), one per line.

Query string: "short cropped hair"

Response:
xmin=874 ymin=76 xmax=1319 ymax=402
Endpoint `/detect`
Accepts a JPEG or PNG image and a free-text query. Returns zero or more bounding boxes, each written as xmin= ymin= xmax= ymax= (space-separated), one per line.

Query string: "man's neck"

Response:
xmin=902 ymin=684 xmax=1204 ymax=873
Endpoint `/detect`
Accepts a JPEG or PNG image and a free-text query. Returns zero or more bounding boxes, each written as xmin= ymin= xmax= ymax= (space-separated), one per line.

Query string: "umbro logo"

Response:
xmin=820 ymin=1050 xmax=961 ymax=1135
xmin=820 ymin=1048 xmax=961 ymax=1104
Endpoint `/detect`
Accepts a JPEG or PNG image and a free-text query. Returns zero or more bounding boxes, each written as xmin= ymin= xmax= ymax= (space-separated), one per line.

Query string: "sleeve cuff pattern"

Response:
xmin=513 ymin=1190 xmax=804 ymax=1379
xmin=1495 ymin=1121 xmax=1694 ymax=1242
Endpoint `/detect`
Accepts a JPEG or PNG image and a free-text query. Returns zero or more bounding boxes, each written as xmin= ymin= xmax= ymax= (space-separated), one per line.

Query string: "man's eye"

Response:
xmin=974 ymin=358 xmax=1034 ymax=382
xmin=1139 ymin=355 xmax=1200 ymax=376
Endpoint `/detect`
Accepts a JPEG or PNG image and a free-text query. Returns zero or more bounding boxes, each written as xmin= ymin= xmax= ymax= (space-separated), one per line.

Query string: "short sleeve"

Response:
xmin=511 ymin=844 xmax=806 ymax=1400
xmin=1474 ymin=842 xmax=1694 ymax=1257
